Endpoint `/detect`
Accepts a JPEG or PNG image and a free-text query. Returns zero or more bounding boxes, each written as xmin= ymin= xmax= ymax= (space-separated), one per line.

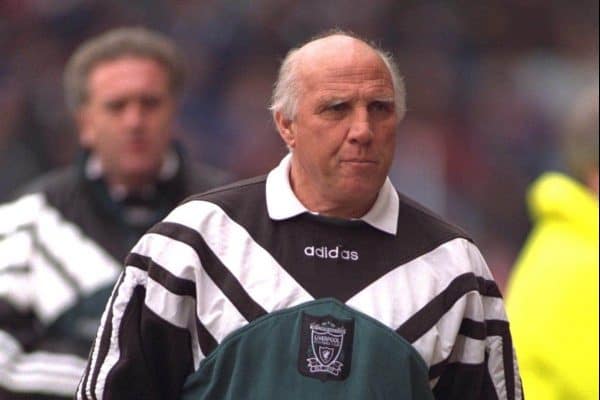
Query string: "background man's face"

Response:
xmin=78 ymin=56 xmax=176 ymax=187
xmin=282 ymin=40 xmax=398 ymax=214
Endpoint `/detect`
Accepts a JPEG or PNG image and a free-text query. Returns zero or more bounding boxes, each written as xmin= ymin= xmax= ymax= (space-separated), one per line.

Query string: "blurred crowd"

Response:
xmin=0 ymin=0 xmax=598 ymax=290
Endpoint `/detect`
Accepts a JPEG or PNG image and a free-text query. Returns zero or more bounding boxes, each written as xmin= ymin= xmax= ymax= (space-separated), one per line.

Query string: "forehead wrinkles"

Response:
xmin=296 ymin=39 xmax=393 ymax=97
xmin=302 ymin=63 xmax=393 ymax=90
xmin=305 ymin=68 xmax=394 ymax=102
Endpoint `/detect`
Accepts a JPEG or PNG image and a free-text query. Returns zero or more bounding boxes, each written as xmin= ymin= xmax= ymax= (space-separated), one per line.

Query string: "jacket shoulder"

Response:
xmin=13 ymin=166 xmax=80 ymax=203
xmin=397 ymin=191 xmax=472 ymax=245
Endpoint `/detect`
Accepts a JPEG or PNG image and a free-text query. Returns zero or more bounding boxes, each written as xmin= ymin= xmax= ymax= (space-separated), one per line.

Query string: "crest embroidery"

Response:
xmin=298 ymin=312 xmax=354 ymax=381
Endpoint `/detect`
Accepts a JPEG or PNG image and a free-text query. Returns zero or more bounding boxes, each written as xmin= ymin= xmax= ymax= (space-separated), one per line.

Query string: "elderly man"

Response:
xmin=78 ymin=32 xmax=522 ymax=400
xmin=0 ymin=27 xmax=228 ymax=399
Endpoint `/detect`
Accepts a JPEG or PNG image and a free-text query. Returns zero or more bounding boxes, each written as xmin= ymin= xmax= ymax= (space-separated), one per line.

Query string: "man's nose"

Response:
xmin=347 ymin=108 xmax=373 ymax=145
xmin=122 ymin=102 xmax=144 ymax=130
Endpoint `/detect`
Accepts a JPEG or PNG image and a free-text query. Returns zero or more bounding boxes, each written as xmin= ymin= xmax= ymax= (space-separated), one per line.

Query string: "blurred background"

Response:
xmin=0 ymin=0 xmax=598 ymax=291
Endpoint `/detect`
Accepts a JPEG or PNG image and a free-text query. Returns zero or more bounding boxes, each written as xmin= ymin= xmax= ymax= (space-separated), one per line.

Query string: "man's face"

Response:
xmin=78 ymin=56 xmax=176 ymax=188
xmin=276 ymin=39 xmax=398 ymax=217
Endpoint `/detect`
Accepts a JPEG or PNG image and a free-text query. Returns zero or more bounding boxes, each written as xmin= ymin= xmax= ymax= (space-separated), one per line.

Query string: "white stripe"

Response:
xmin=131 ymin=233 xmax=199 ymax=281
xmin=92 ymin=266 xmax=204 ymax=398
xmin=487 ymin=336 xmax=505 ymax=399
xmin=6 ymin=352 xmax=86 ymax=376
xmin=447 ymin=336 xmax=486 ymax=365
xmin=0 ymin=369 xmax=83 ymax=396
xmin=145 ymin=276 xmax=196 ymax=329
xmin=35 ymin=200 xmax=121 ymax=294
xmin=30 ymin=251 xmax=78 ymax=324
xmin=132 ymin=233 xmax=248 ymax=344
xmin=0 ymin=227 xmax=35 ymax=312
xmin=0 ymin=230 xmax=32 ymax=270
xmin=347 ymin=238 xmax=505 ymax=329
xmin=143 ymin=276 xmax=202 ymax=367
xmin=411 ymin=294 xmax=474 ymax=367
xmin=0 ymin=194 xmax=121 ymax=323
xmin=347 ymin=238 xmax=507 ymax=368
xmin=0 ymin=269 xmax=31 ymax=312
xmin=513 ymin=349 xmax=523 ymax=399
xmin=412 ymin=292 xmax=508 ymax=367
xmin=82 ymin=272 xmax=125 ymax=400
xmin=94 ymin=267 xmax=147 ymax=399
xmin=164 ymin=200 xmax=313 ymax=311
xmin=0 ymin=193 xmax=44 ymax=235
xmin=347 ymin=238 xmax=482 ymax=329
xmin=0 ymin=331 xmax=22 ymax=365
xmin=0 ymin=330 xmax=86 ymax=396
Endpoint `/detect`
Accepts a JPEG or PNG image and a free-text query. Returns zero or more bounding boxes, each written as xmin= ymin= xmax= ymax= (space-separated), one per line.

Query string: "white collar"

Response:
xmin=85 ymin=149 xmax=180 ymax=200
xmin=265 ymin=154 xmax=399 ymax=235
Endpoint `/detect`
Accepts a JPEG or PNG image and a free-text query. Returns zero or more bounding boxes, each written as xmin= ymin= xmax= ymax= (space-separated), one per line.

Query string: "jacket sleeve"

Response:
xmin=431 ymin=243 xmax=523 ymax=400
xmin=0 ymin=195 xmax=87 ymax=399
xmin=77 ymin=225 xmax=198 ymax=400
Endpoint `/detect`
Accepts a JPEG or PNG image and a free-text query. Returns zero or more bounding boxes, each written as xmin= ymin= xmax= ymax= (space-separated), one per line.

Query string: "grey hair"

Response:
xmin=269 ymin=30 xmax=406 ymax=121
xmin=63 ymin=27 xmax=185 ymax=113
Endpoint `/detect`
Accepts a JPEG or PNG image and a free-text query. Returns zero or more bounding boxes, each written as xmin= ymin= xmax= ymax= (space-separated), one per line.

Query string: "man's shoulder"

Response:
xmin=175 ymin=175 xmax=268 ymax=219
xmin=397 ymin=191 xmax=472 ymax=244
xmin=184 ymin=175 xmax=267 ymax=203
xmin=13 ymin=165 xmax=79 ymax=200
xmin=157 ymin=175 xmax=268 ymax=242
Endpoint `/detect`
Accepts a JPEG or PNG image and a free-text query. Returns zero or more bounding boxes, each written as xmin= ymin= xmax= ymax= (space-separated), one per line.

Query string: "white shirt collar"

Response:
xmin=265 ymin=154 xmax=399 ymax=235
xmin=85 ymin=149 xmax=180 ymax=200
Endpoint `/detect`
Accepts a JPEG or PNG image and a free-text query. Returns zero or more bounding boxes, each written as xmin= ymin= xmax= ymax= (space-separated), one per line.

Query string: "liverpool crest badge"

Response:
xmin=298 ymin=312 xmax=354 ymax=381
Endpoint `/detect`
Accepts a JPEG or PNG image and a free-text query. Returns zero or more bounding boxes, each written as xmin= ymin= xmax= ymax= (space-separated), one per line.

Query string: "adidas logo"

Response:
xmin=304 ymin=245 xmax=359 ymax=261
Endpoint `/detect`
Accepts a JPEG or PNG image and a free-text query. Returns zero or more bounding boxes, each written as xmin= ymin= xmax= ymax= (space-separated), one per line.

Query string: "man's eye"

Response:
xmin=141 ymin=96 xmax=161 ymax=109
xmin=105 ymin=100 xmax=126 ymax=112
xmin=326 ymin=103 xmax=348 ymax=112
xmin=369 ymin=101 xmax=393 ymax=113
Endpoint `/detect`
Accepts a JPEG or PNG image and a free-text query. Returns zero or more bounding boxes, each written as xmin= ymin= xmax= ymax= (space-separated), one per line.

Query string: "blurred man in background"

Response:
xmin=0 ymin=27 xmax=229 ymax=398
xmin=78 ymin=31 xmax=521 ymax=400
xmin=506 ymin=87 xmax=599 ymax=399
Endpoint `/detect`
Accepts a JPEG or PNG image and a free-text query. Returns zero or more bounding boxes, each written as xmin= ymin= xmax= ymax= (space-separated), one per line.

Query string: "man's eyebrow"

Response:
xmin=371 ymin=97 xmax=395 ymax=103
xmin=316 ymin=95 xmax=351 ymax=105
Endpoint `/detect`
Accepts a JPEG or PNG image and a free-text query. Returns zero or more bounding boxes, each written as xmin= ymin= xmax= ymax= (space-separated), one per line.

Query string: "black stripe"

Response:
xmin=487 ymin=320 xmax=516 ymax=400
xmin=126 ymin=252 xmax=195 ymax=297
xmin=125 ymin=252 xmax=218 ymax=357
xmin=77 ymin=358 xmax=90 ymax=400
xmin=428 ymin=319 xmax=487 ymax=380
xmin=459 ymin=318 xmax=486 ymax=340
xmin=428 ymin=319 xmax=517 ymax=400
xmin=477 ymin=276 xmax=503 ymax=298
xmin=102 ymin=286 xmax=194 ymax=400
xmin=193 ymin=180 xmax=472 ymax=302
xmin=396 ymin=272 xmax=500 ymax=342
xmin=196 ymin=318 xmax=218 ymax=357
xmin=29 ymin=226 xmax=83 ymax=296
xmin=1 ymin=224 xmax=82 ymax=294
xmin=0 ymin=264 xmax=30 ymax=276
xmin=86 ymin=272 xmax=126 ymax=400
xmin=0 ymin=221 xmax=33 ymax=241
xmin=150 ymin=221 xmax=267 ymax=322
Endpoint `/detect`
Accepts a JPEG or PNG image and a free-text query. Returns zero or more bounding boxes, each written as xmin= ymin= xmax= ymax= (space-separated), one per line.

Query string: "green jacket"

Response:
xmin=182 ymin=299 xmax=434 ymax=400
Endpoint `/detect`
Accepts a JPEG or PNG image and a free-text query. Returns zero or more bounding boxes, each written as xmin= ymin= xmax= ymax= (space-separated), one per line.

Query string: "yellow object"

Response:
xmin=506 ymin=172 xmax=599 ymax=399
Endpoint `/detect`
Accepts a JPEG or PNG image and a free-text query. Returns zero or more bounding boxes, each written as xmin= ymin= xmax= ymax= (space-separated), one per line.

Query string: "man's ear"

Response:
xmin=274 ymin=111 xmax=295 ymax=149
xmin=76 ymin=108 xmax=95 ymax=148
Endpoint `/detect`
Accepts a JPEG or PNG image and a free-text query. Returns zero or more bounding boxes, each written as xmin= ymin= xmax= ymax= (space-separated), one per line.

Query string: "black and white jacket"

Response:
xmin=78 ymin=154 xmax=522 ymax=400
xmin=0 ymin=149 xmax=229 ymax=399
